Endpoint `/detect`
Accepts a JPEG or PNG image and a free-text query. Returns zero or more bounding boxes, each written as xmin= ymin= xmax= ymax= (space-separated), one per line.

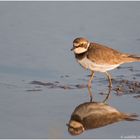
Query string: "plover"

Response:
xmin=71 ymin=37 xmax=140 ymax=89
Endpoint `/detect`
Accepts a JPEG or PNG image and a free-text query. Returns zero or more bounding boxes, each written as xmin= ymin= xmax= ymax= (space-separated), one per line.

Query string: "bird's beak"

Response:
xmin=71 ymin=47 xmax=74 ymax=51
xmin=66 ymin=123 xmax=70 ymax=127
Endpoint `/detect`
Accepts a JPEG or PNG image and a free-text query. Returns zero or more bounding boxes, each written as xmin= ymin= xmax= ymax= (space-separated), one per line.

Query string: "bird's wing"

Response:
xmin=87 ymin=42 xmax=124 ymax=65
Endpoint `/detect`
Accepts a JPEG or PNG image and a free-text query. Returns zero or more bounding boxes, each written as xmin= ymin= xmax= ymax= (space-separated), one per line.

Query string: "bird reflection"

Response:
xmin=67 ymin=101 xmax=139 ymax=136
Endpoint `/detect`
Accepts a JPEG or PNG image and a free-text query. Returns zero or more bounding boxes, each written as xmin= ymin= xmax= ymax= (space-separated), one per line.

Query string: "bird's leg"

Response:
xmin=102 ymin=72 xmax=112 ymax=103
xmin=105 ymin=71 xmax=112 ymax=88
xmin=88 ymin=71 xmax=95 ymax=88
xmin=88 ymin=86 xmax=93 ymax=102
xmin=87 ymin=71 xmax=94 ymax=102
xmin=102 ymin=85 xmax=111 ymax=103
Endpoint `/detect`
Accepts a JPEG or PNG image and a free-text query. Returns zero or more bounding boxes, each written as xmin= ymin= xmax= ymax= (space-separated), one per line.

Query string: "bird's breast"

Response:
xmin=77 ymin=57 xmax=120 ymax=72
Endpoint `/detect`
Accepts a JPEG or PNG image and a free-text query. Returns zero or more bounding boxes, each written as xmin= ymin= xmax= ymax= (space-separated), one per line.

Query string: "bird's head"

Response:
xmin=71 ymin=37 xmax=90 ymax=54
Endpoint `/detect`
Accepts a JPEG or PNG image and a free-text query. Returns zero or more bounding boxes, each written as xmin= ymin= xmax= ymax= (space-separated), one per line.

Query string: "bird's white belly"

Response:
xmin=77 ymin=57 xmax=120 ymax=72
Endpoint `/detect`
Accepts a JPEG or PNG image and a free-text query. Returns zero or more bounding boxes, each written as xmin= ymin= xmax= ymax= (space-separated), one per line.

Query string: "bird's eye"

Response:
xmin=80 ymin=42 xmax=86 ymax=46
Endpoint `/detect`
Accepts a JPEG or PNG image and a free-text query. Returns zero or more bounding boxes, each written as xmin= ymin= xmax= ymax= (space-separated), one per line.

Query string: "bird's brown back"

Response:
xmin=87 ymin=42 xmax=126 ymax=65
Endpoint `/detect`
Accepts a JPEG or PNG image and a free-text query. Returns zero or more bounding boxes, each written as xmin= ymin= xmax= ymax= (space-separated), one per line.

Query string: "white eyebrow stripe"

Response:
xmin=73 ymin=42 xmax=79 ymax=47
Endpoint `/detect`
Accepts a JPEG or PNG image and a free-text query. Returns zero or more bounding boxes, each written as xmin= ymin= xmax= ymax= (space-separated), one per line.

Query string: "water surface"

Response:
xmin=0 ymin=1 xmax=140 ymax=138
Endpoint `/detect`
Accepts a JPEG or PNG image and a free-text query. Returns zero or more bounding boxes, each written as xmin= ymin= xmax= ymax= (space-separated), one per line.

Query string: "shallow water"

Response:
xmin=0 ymin=1 xmax=140 ymax=138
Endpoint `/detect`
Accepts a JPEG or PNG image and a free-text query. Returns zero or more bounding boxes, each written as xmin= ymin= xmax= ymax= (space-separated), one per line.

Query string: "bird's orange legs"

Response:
xmin=88 ymin=71 xmax=95 ymax=88
xmin=87 ymin=71 xmax=112 ymax=102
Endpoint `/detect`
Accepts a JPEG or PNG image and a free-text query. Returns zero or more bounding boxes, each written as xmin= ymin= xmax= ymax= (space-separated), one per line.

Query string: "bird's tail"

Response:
xmin=128 ymin=54 xmax=140 ymax=61
xmin=122 ymin=54 xmax=140 ymax=63
xmin=123 ymin=113 xmax=139 ymax=121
